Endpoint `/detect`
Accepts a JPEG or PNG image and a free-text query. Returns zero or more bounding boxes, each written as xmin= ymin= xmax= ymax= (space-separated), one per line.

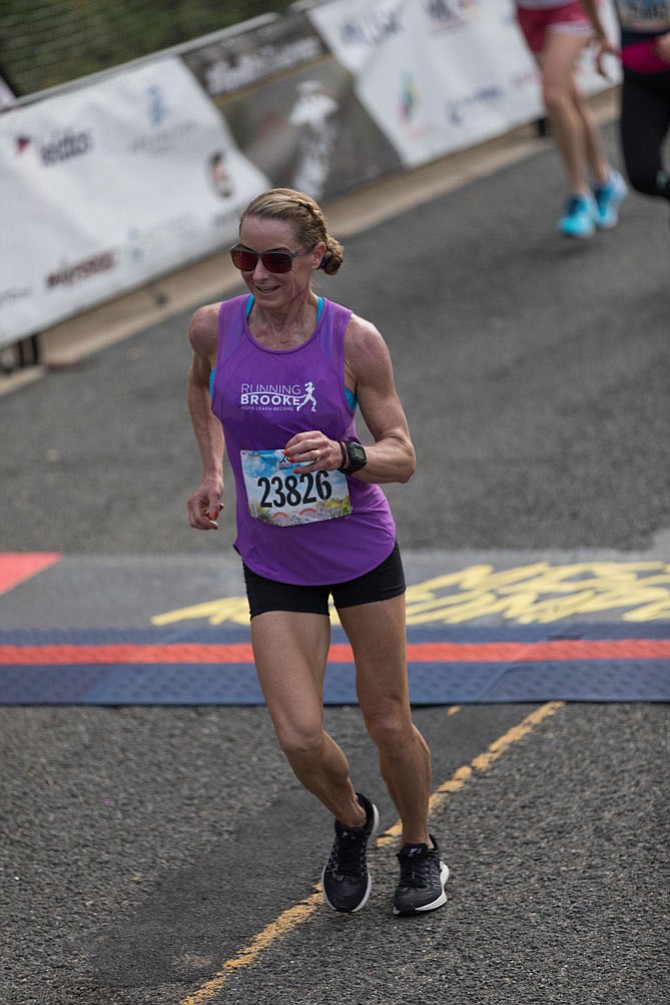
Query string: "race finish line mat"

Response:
xmin=1 ymin=552 xmax=669 ymax=705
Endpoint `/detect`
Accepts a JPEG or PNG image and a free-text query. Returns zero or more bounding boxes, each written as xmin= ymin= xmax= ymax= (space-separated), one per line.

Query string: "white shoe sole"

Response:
xmin=393 ymin=861 xmax=450 ymax=916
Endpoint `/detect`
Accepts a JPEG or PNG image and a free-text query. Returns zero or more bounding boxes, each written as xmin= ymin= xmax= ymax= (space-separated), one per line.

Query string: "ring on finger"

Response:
xmin=315 ymin=449 xmax=321 ymax=462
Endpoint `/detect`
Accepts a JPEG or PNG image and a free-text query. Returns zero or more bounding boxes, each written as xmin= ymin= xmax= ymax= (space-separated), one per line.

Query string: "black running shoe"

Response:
xmin=322 ymin=793 xmax=380 ymax=913
xmin=393 ymin=835 xmax=449 ymax=916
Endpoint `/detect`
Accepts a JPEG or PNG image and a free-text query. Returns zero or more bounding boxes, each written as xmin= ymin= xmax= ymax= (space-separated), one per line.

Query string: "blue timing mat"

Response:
xmin=1 ymin=623 xmax=668 ymax=705
xmin=1 ymin=553 xmax=668 ymax=705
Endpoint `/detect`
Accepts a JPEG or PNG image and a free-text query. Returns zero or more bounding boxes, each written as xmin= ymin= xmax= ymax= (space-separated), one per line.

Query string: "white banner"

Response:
xmin=0 ymin=57 xmax=269 ymax=348
xmin=309 ymin=0 xmax=620 ymax=168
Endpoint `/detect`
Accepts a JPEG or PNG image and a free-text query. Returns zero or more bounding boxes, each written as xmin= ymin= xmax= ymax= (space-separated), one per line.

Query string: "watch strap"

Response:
xmin=339 ymin=439 xmax=367 ymax=473
xmin=337 ymin=440 xmax=348 ymax=471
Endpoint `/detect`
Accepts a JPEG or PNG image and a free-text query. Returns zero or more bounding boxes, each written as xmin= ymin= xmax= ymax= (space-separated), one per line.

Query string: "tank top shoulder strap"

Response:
xmin=320 ymin=298 xmax=352 ymax=342
xmin=215 ymin=294 xmax=250 ymax=371
xmin=318 ymin=298 xmax=352 ymax=369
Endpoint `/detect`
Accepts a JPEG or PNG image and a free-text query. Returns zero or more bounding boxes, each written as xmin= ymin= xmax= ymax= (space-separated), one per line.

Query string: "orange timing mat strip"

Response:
xmin=2 ymin=639 xmax=669 ymax=666
xmin=0 ymin=553 xmax=63 ymax=595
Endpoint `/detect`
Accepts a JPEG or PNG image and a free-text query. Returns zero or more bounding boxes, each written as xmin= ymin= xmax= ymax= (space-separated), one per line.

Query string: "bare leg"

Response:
xmin=539 ymin=29 xmax=609 ymax=193
xmin=250 ymin=609 xmax=366 ymax=829
xmin=339 ymin=594 xmax=433 ymax=848
xmin=570 ymin=74 xmax=611 ymax=185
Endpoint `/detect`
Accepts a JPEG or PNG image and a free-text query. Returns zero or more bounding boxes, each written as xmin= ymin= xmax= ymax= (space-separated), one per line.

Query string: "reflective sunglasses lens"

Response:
xmin=231 ymin=248 xmax=258 ymax=271
xmin=261 ymin=251 xmax=293 ymax=273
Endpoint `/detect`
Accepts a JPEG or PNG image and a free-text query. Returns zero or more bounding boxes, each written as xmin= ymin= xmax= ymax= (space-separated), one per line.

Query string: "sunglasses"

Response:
xmin=230 ymin=244 xmax=315 ymax=274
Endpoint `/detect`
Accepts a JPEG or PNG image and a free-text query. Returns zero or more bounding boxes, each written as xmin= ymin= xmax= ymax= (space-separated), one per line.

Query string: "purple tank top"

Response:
xmin=211 ymin=294 xmax=396 ymax=585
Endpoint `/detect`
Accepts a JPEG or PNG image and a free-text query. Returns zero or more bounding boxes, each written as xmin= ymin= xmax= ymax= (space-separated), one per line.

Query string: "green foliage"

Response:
xmin=0 ymin=0 xmax=296 ymax=96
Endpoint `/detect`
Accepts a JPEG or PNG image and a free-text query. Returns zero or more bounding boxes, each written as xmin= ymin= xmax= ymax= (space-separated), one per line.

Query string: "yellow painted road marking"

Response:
xmin=375 ymin=700 xmax=564 ymax=847
xmin=180 ymin=701 xmax=565 ymax=1005
xmin=154 ymin=562 xmax=670 ymax=627
xmin=179 ymin=894 xmax=323 ymax=1005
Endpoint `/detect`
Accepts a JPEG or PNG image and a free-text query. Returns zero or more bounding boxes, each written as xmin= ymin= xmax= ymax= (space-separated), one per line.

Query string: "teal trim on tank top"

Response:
xmin=245 ymin=295 xmax=324 ymax=320
xmin=209 ymin=296 xmax=357 ymax=409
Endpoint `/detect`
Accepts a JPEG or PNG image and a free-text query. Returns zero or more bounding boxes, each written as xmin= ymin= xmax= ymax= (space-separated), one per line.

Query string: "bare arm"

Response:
xmin=343 ymin=314 xmax=416 ymax=483
xmin=581 ymin=0 xmax=620 ymax=76
xmin=284 ymin=314 xmax=415 ymax=484
xmin=186 ymin=303 xmax=225 ymax=530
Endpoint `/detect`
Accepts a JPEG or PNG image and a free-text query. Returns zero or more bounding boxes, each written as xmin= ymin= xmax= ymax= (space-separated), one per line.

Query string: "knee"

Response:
xmin=541 ymin=81 xmax=566 ymax=116
xmin=363 ymin=705 xmax=411 ymax=752
xmin=275 ymin=721 xmax=325 ymax=764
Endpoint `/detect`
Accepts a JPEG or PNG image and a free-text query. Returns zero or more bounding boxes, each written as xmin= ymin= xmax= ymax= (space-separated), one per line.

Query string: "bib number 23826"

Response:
xmin=241 ymin=449 xmax=352 ymax=527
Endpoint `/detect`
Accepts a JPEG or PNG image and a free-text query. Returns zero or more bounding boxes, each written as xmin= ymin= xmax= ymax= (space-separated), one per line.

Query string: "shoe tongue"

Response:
xmin=403 ymin=843 xmax=427 ymax=858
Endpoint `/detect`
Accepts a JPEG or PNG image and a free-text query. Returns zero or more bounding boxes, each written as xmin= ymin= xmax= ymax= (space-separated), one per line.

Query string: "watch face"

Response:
xmin=346 ymin=441 xmax=367 ymax=471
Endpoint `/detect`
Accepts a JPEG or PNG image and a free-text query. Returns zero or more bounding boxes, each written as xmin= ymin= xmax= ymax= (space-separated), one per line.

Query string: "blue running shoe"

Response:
xmin=593 ymin=169 xmax=628 ymax=229
xmin=558 ymin=193 xmax=598 ymax=239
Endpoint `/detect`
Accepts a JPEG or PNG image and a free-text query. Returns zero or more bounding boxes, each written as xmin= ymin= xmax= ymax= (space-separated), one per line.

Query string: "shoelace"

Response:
xmin=397 ymin=850 xmax=436 ymax=889
xmin=328 ymin=825 xmax=368 ymax=878
xmin=566 ymin=195 xmax=588 ymax=215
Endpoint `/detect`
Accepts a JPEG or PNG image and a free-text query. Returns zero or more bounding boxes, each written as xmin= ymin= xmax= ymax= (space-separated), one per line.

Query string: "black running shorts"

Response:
xmin=243 ymin=542 xmax=405 ymax=618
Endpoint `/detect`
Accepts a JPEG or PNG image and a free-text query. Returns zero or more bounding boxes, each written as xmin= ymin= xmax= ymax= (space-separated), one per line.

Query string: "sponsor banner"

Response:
xmin=0 ymin=57 xmax=269 ymax=347
xmin=183 ymin=11 xmax=402 ymax=203
xmin=308 ymin=0 xmax=620 ymax=167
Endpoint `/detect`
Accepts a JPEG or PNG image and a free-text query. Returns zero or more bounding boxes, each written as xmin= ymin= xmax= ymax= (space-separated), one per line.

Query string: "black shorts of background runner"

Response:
xmin=243 ymin=542 xmax=406 ymax=618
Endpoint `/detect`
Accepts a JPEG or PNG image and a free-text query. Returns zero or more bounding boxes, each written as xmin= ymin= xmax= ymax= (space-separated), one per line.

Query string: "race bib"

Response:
xmin=240 ymin=449 xmax=352 ymax=527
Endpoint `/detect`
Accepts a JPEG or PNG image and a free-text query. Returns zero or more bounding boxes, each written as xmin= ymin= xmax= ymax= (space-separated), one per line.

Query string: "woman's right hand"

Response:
xmin=187 ymin=478 xmax=224 ymax=530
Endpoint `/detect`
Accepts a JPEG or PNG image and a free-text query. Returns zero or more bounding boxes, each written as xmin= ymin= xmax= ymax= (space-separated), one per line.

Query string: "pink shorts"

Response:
xmin=516 ymin=2 xmax=593 ymax=55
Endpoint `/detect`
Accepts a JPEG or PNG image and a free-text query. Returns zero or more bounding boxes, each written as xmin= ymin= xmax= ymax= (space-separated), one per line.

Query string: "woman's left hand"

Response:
xmin=592 ymin=35 xmax=619 ymax=78
xmin=656 ymin=32 xmax=670 ymax=64
xmin=284 ymin=432 xmax=340 ymax=470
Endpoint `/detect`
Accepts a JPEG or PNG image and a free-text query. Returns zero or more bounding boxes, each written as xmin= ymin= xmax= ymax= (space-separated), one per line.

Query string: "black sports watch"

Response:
xmin=338 ymin=440 xmax=367 ymax=474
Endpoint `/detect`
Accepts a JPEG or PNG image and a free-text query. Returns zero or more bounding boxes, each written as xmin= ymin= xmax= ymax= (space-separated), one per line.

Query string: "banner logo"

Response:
xmin=146 ymin=84 xmax=170 ymax=126
xmin=40 ymin=129 xmax=93 ymax=165
xmin=15 ymin=129 xmax=93 ymax=165
xmin=129 ymin=83 xmax=196 ymax=154
xmin=399 ymin=72 xmax=418 ymax=124
xmin=446 ymin=85 xmax=503 ymax=126
xmin=209 ymin=151 xmax=234 ymax=199
xmin=126 ymin=215 xmax=200 ymax=264
xmin=0 ymin=286 xmax=30 ymax=308
xmin=339 ymin=4 xmax=403 ymax=48
xmin=45 ymin=252 xmax=116 ymax=289
xmin=192 ymin=33 xmax=324 ymax=97
xmin=423 ymin=0 xmax=480 ymax=30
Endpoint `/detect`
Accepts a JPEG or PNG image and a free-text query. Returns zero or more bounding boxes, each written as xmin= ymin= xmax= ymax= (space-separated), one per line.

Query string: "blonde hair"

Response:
xmin=239 ymin=188 xmax=344 ymax=275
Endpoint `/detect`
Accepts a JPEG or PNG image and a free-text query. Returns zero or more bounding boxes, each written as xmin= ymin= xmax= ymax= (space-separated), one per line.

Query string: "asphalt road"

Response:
xmin=1 ymin=120 xmax=669 ymax=1005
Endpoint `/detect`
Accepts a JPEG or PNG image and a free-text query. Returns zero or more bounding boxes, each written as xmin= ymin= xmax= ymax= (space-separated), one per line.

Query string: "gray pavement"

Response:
xmin=1 ymin=120 xmax=669 ymax=1004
